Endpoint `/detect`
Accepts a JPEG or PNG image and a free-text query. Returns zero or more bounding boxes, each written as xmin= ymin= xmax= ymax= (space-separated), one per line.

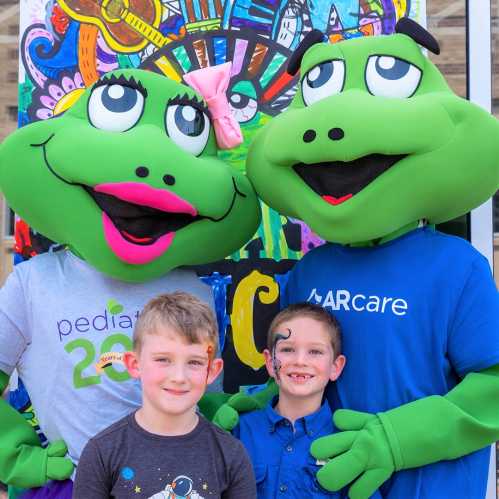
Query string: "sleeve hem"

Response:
xmin=378 ymin=411 xmax=404 ymax=470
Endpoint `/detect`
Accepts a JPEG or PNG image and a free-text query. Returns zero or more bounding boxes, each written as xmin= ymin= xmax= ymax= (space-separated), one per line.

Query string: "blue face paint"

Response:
xmin=271 ymin=328 xmax=292 ymax=381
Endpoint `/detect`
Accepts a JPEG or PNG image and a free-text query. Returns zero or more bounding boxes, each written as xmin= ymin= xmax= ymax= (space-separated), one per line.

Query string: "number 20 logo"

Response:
xmin=64 ymin=333 xmax=132 ymax=389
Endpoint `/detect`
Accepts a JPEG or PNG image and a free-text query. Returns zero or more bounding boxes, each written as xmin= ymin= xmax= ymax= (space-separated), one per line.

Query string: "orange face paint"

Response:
xmin=205 ymin=344 xmax=214 ymax=385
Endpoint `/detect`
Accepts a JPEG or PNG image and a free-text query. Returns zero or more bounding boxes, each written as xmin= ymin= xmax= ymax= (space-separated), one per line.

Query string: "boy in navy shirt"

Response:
xmin=233 ymin=303 xmax=370 ymax=498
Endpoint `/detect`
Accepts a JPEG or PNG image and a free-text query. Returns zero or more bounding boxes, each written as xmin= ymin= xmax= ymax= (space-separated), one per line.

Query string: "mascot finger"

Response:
xmin=212 ymin=404 xmax=240 ymax=431
xmin=311 ymin=430 xmax=357 ymax=460
xmin=316 ymin=449 xmax=365 ymax=491
xmin=46 ymin=456 xmax=74 ymax=480
xmin=46 ymin=440 xmax=68 ymax=457
xmin=333 ymin=409 xmax=376 ymax=431
xmin=348 ymin=468 xmax=391 ymax=499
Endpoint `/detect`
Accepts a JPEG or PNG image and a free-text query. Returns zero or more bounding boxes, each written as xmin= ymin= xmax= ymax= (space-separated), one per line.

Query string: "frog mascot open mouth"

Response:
xmin=243 ymin=18 xmax=499 ymax=499
xmin=0 ymin=65 xmax=260 ymax=495
xmin=0 ymin=68 xmax=259 ymax=282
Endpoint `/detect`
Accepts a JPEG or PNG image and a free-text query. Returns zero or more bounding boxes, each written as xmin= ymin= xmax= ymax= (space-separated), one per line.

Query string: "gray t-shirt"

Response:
xmin=0 ymin=250 xmax=220 ymax=467
xmin=73 ymin=413 xmax=256 ymax=499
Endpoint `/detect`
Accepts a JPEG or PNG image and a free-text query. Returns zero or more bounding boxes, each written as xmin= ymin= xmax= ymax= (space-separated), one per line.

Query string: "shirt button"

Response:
xmin=279 ymin=484 xmax=288 ymax=493
xmin=286 ymin=445 xmax=293 ymax=452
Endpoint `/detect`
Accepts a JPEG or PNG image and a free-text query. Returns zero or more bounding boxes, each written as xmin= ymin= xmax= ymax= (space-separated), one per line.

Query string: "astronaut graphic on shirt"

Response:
xmin=148 ymin=474 xmax=204 ymax=499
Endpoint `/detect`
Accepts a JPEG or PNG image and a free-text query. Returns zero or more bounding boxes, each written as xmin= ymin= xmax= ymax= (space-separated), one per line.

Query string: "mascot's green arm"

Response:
xmin=311 ymin=364 xmax=499 ymax=498
xmin=0 ymin=370 xmax=74 ymax=488
xmin=208 ymin=379 xmax=279 ymax=430
xmin=197 ymin=391 xmax=232 ymax=421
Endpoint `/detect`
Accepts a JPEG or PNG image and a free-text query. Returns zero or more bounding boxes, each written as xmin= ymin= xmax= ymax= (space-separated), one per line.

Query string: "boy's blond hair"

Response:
xmin=267 ymin=302 xmax=342 ymax=357
xmin=134 ymin=291 xmax=218 ymax=355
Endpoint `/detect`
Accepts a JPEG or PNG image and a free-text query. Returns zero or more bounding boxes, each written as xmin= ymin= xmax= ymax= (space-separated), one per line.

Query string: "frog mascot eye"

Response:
xmin=165 ymin=103 xmax=210 ymax=156
xmin=302 ymin=60 xmax=346 ymax=106
xmin=88 ymin=83 xmax=145 ymax=132
xmin=365 ymin=56 xmax=422 ymax=98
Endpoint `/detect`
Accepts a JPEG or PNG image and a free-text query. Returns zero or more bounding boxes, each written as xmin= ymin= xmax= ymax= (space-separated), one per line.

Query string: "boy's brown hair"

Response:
xmin=267 ymin=302 xmax=342 ymax=357
xmin=133 ymin=291 xmax=218 ymax=355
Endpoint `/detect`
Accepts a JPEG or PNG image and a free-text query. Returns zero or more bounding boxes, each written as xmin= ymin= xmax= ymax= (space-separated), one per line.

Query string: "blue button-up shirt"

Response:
xmin=233 ymin=397 xmax=343 ymax=498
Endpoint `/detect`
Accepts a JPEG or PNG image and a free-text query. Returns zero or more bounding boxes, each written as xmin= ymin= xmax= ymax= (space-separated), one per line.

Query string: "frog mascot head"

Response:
xmin=247 ymin=18 xmax=499 ymax=242
xmin=0 ymin=65 xmax=260 ymax=281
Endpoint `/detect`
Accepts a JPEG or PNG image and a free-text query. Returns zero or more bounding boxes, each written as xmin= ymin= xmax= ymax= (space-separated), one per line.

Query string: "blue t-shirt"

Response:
xmin=283 ymin=227 xmax=499 ymax=499
xmin=234 ymin=398 xmax=381 ymax=499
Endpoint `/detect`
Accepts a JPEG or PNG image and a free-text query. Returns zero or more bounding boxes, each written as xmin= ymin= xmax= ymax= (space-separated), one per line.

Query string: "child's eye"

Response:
xmin=310 ymin=349 xmax=324 ymax=355
xmin=279 ymin=347 xmax=294 ymax=353
xmin=188 ymin=359 xmax=206 ymax=367
xmin=155 ymin=357 xmax=171 ymax=363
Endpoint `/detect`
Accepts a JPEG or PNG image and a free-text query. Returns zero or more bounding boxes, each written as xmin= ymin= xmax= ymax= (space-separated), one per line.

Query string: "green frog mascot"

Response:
xmin=0 ymin=65 xmax=260 ymax=496
xmin=221 ymin=18 xmax=499 ymax=499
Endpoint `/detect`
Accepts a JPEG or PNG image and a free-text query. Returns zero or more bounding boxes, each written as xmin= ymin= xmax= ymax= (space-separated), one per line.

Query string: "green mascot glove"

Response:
xmin=197 ymin=392 xmax=232 ymax=421
xmin=0 ymin=371 xmax=74 ymax=488
xmin=311 ymin=364 xmax=499 ymax=499
xmin=311 ymin=410 xmax=394 ymax=498
xmin=212 ymin=378 xmax=279 ymax=430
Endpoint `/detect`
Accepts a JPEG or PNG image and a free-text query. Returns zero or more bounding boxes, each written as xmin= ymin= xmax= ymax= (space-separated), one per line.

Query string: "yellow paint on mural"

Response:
xmin=154 ymin=56 xmax=182 ymax=82
xmin=53 ymin=88 xmax=85 ymax=116
xmin=230 ymin=270 xmax=279 ymax=370
xmin=394 ymin=0 xmax=407 ymax=18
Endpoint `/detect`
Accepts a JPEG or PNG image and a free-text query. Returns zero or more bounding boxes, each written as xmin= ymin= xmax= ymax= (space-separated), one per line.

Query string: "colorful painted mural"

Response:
xmin=16 ymin=0 xmax=423 ymax=391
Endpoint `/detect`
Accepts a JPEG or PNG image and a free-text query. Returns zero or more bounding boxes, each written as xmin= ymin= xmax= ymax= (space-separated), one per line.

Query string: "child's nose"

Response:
xmin=294 ymin=350 xmax=307 ymax=365
xmin=169 ymin=363 xmax=188 ymax=382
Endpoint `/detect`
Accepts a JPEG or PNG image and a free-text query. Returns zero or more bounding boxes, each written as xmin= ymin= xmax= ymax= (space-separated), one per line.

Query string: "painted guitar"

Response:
xmin=57 ymin=0 xmax=172 ymax=53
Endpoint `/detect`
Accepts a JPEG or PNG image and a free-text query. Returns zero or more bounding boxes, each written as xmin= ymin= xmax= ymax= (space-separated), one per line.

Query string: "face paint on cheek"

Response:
xmin=271 ymin=328 xmax=292 ymax=381
xmin=205 ymin=344 xmax=214 ymax=385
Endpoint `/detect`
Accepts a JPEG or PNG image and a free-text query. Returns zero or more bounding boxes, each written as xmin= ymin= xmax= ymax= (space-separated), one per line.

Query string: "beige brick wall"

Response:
xmin=0 ymin=0 xmax=17 ymax=285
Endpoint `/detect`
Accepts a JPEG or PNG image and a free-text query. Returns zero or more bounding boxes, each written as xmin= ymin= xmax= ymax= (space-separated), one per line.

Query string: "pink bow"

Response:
xmin=184 ymin=62 xmax=243 ymax=149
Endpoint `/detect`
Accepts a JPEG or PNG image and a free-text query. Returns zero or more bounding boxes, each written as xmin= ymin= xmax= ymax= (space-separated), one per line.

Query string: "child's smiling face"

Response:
xmin=126 ymin=328 xmax=223 ymax=421
xmin=264 ymin=316 xmax=345 ymax=401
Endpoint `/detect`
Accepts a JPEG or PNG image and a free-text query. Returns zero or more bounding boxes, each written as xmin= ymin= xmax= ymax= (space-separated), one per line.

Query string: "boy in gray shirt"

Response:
xmin=74 ymin=292 xmax=256 ymax=499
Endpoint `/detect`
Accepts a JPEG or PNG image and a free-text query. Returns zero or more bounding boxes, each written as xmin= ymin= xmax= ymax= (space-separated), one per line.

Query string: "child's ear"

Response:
xmin=207 ymin=358 xmax=224 ymax=385
xmin=329 ymin=354 xmax=346 ymax=382
xmin=124 ymin=351 xmax=140 ymax=379
xmin=263 ymin=349 xmax=276 ymax=379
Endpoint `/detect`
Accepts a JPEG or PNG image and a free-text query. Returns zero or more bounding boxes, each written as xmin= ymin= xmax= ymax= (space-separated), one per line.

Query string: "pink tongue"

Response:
xmin=102 ymin=213 xmax=175 ymax=265
xmin=121 ymin=230 xmax=153 ymax=244
xmin=322 ymin=194 xmax=353 ymax=206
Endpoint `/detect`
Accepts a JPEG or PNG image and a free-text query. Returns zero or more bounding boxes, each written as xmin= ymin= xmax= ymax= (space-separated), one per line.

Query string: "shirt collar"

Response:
xmin=264 ymin=396 xmax=332 ymax=436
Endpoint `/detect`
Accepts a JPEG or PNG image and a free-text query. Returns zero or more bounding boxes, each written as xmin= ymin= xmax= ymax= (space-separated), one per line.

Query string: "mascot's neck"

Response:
xmin=349 ymin=220 xmax=428 ymax=248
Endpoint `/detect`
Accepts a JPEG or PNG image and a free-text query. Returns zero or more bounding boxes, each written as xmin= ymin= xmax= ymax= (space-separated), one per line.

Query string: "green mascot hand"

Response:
xmin=197 ymin=392 xmax=232 ymax=422
xmin=311 ymin=365 xmax=499 ymax=499
xmin=0 ymin=371 xmax=73 ymax=488
xmin=45 ymin=440 xmax=75 ymax=481
xmin=212 ymin=379 xmax=279 ymax=431
xmin=311 ymin=410 xmax=394 ymax=499
xmin=0 ymin=436 xmax=74 ymax=488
